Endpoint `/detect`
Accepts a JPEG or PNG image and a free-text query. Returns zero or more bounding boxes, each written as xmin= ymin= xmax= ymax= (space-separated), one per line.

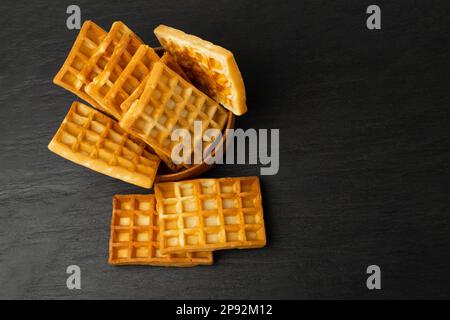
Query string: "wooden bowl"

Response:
xmin=154 ymin=46 xmax=236 ymax=182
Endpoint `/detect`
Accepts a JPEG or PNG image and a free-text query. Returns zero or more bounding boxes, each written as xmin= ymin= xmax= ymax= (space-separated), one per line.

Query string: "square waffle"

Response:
xmin=155 ymin=176 xmax=266 ymax=254
xmin=79 ymin=21 xmax=143 ymax=86
xmin=48 ymin=101 xmax=160 ymax=188
xmin=119 ymin=49 xmax=191 ymax=116
xmin=119 ymin=61 xmax=228 ymax=167
xmin=111 ymin=47 xmax=183 ymax=172
xmin=53 ymin=21 xmax=107 ymax=111
xmin=154 ymin=25 xmax=247 ymax=115
xmin=85 ymin=40 xmax=154 ymax=120
xmin=109 ymin=195 xmax=213 ymax=266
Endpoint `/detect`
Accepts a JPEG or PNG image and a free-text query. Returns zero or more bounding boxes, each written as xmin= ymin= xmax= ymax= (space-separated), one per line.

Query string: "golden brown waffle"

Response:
xmin=53 ymin=21 xmax=107 ymax=111
xmin=155 ymin=176 xmax=266 ymax=254
xmin=160 ymin=52 xmax=191 ymax=82
xmin=48 ymin=101 xmax=160 ymax=188
xmin=119 ymin=61 xmax=228 ymax=167
xmin=119 ymin=49 xmax=190 ymax=116
xmin=79 ymin=21 xmax=143 ymax=85
xmin=109 ymin=195 xmax=213 ymax=266
xmin=154 ymin=25 xmax=247 ymax=115
xmin=86 ymin=45 xmax=159 ymax=120
xmin=80 ymin=21 xmax=143 ymax=118
xmin=111 ymin=47 xmax=183 ymax=172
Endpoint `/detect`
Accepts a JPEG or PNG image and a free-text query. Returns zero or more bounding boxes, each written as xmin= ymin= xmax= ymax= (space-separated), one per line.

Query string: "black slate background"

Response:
xmin=0 ymin=0 xmax=449 ymax=299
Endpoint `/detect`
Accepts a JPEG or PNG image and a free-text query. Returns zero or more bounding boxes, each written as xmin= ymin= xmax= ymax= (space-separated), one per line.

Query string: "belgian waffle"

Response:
xmin=109 ymin=195 xmax=213 ymax=266
xmin=154 ymin=25 xmax=247 ymax=115
xmin=86 ymin=44 xmax=159 ymax=120
xmin=119 ymin=61 xmax=228 ymax=167
xmin=109 ymin=47 xmax=183 ymax=172
xmin=154 ymin=176 xmax=266 ymax=254
xmin=79 ymin=21 xmax=142 ymax=86
xmin=53 ymin=21 xmax=107 ymax=111
xmin=79 ymin=21 xmax=143 ymax=118
xmin=119 ymin=49 xmax=190 ymax=116
xmin=48 ymin=101 xmax=160 ymax=188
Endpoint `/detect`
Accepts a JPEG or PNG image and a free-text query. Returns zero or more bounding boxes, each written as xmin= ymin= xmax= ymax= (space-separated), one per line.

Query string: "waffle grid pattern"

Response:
xmin=154 ymin=25 xmax=247 ymax=115
xmin=53 ymin=21 xmax=107 ymax=111
xmin=120 ymin=61 xmax=228 ymax=165
xmin=79 ymin=21 xmax=142 ymax=86
xmin=111 ymin=45 xmax=161 ymax=117
xmin=155 ymin=177 xmax=266 ymax=253
xmin=84 ymin=24 xmax=148 ymax=119
xmin=110 ymin=195 xmax=213 ymax=266
xmin=160 ymin=37 xmax=231 ymax=105
xmin=48 ymin=102 xmax=160 ymax=188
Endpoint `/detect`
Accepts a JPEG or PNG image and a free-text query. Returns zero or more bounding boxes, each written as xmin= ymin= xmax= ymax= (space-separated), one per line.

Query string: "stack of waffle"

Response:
xmin=50 ymin=21 xmax=266 ymax=267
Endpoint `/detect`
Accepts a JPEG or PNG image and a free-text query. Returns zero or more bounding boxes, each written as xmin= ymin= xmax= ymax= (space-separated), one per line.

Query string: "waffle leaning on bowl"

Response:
xmin=50 ymin=21 xmax=247 ymax=187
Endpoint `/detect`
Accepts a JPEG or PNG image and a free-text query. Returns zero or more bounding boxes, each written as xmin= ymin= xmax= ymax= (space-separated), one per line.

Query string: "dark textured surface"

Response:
xmin=0 ymin=0 xmax=449 ymax=299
